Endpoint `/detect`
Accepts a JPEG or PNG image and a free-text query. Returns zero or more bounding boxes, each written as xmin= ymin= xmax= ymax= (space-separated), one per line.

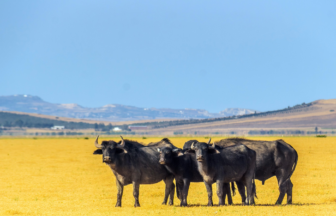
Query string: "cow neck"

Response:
xmin=108 ymin=153 xmax=127 ymax=173
xmin=197 ymin=156 xmax=212 ymax=177
xmin=164 ymin=158 xmax=179 ymax=176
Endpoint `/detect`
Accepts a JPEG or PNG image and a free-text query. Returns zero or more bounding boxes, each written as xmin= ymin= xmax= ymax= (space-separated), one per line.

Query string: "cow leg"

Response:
xmin=132 ymin=181 xmax=140 ymax=207
xmin=287 ymin=180 xmax=293 ymax=204
xmin=204 ymin=181 xmax=213 ymax=206
xmin=275 ymin=169 xmax=287 ymax=205
xmin=169 ymin=182 xmax=175 ymax=205
xmin=236 ymin=181 xmax=246 ymax=205
xmin=222 ymin=184 xmax=227 ymax=205
xmin=115 ymin=180 xmax=123 ymax=207
xmin=181 ymin=179 xmax=190 ymax=207
xmin=216 ymin=181 xmax=225 ymax=206
xmin=245 ymin=178 xmax=253 ymax=205
xmin=176 ymin=179 xmax=183 ymax=201
xmin=223 ymin=183 xmax=233 ymax=205
xmin=162 ymin=175 xmax=174 ymax=205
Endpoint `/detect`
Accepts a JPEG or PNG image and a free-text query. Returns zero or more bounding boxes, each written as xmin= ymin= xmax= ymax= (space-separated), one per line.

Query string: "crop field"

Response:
xmin=1 ymin=136 xmax=336 ymax=215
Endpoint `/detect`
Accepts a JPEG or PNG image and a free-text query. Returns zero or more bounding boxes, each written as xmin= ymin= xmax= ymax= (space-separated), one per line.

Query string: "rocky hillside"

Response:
xmin=0 ymin=95 xmax=257 ymax=121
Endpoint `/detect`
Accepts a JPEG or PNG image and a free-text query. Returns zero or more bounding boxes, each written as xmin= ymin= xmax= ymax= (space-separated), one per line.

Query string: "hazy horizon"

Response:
xmin=1 ymin=94 xmax=261 ymax=113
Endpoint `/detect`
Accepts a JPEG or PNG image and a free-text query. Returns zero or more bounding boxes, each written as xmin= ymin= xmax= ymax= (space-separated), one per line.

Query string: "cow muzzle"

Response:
xmin=196 ymin=156 xmax=204 ymax=161
xmin=159 ymin=158 xmax=166 ymax=164
xmin=103 ymin=156 xmax=111 ymax=162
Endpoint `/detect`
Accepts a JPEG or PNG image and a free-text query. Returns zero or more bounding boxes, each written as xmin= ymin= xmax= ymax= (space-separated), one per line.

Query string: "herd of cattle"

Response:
xmin=93 ymin=136 xmax=298 ymax=207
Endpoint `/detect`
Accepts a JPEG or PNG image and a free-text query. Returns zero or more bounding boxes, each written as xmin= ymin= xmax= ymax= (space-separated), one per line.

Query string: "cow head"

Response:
xmin=190 ymin=138 xmax=220 ymax=162
xmin=157 ymin=147 xmax=183 ymax=165
xmin=183 ymin=140 xmax=199 ymax=154
xmin=93 ymin=135 xmax=128 ymax=164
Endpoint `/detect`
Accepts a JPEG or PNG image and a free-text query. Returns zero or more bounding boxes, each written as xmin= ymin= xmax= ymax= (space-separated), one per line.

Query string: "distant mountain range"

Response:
xmin=0 ymin=95 xmax=258 ymax=121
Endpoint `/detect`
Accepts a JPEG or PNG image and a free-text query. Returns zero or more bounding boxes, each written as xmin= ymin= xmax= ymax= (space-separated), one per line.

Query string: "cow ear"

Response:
xmin=116 ymin=147 xmax=128 ymax=154
xmin=93 ymin=149 xmax=103 ymax=155
xmin=208 ymin=142 xmax=220 ymax=154
xmin=173 ymin=149 xmax=183 ymax=157
xmin=208 ymin=148 xmax=220 ymax=154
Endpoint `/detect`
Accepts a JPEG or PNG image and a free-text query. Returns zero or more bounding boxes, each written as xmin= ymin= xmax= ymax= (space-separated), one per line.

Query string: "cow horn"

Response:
xmin=120 ymin=136 xmax=125 ymax=146
xmin=117 ymin=136 xmax=128 ymax=153
xmin=211 ymin=142 xmax=216 ymax=149
xmin=191 ymin=142 xmax=195 ymax=150
xmin=94 ymin=135 xmax=102 ymax=148
xmin=207 ymin=138 xmax=211 ymax=145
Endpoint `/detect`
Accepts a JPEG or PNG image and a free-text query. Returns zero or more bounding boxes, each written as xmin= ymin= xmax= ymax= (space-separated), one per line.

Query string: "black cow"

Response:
xmin=158 ymin=146 xmax=202 ymax=206
xmin=167 ymin=139 xmax=235 ymax=206
xmin=215 ymin=138 xmax=298 ymax=205
xmin=93 ymin=136 xmax=176 ymax=207
xmin=191 ymin=140 xmax=256 ymax=206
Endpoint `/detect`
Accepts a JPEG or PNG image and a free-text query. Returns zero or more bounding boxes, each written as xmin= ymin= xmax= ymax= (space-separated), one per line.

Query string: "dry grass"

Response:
xmin=1 ymin=137 xmax=336 ymax=215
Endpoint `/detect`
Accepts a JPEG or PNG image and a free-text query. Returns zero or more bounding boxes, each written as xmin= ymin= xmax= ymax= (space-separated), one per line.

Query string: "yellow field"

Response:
xmin=1 ymin=137 xmax=336 ymax=216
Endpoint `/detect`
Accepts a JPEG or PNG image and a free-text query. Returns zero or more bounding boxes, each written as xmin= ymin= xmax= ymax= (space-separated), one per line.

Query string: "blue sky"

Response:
xmin=1 ymin=0 xmax=335 ymax=113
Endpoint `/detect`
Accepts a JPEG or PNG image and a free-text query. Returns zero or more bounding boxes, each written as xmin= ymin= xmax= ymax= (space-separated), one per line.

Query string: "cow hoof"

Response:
xmin=115 ymin=203 xmax=121 ymax=207
xmin=207 ymin=203 xmax=213 ymax=207
xmin=181 ymin=202 xmax=187 ymax=207
xmin=161 ymin=202 xmax=167 ymax=205
xmin=168 ymin=201 xmax=173 ymax=206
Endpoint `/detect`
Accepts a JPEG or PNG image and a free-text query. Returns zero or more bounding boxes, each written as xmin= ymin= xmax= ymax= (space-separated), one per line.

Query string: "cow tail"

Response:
xmin=277 ymin=140 xmax=299 ymax=186
xmin=289 ymin=148 xmax=299 ymax=180
xmin=252 ymin=149 xmax=257 ymax=199
xmin=283 ymin=147 xmax=299 ymax=186
xmin=231 ymin=182 xmax=236 ymax=196
xmin=253 ymin=173 xmax=257 ymax=199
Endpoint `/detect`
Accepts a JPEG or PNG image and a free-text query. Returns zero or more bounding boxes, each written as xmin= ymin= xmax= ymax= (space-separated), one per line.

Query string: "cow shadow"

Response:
xmin=184 ymin=203 xmax=326 ymax=207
